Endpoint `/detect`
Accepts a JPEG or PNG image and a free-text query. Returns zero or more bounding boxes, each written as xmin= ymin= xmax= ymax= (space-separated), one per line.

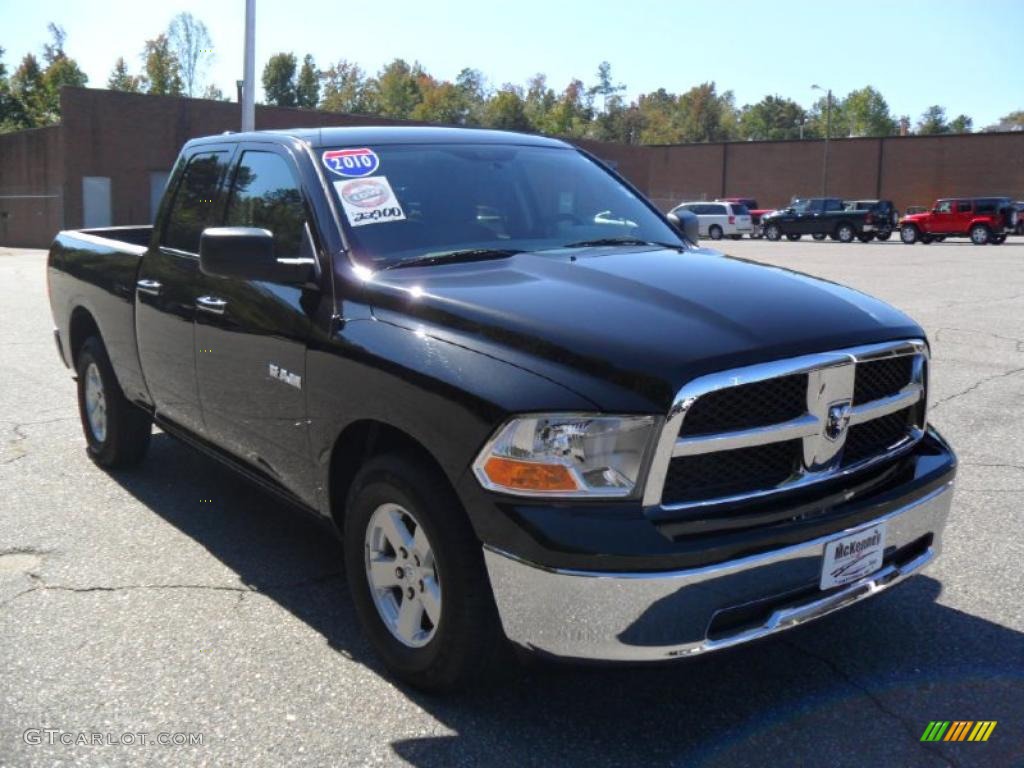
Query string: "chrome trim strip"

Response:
xmin=642 ymin=339 xmax=928 ymax=508
xmin=484 ymin=481 xmax=953 ymax=662
xmin=848 ymin=384 xmax=923 ymax=425
xmin=673 ymin=414 xmax=820 ymax=456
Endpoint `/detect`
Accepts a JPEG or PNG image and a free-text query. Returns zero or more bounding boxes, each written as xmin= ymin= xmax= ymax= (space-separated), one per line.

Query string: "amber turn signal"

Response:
xmin=482 ymin=456 xmax=579 ymax=492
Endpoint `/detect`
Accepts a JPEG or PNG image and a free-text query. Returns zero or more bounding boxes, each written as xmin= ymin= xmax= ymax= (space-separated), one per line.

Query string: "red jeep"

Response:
xmin=900 ymin=197 xmax=1017 ymax=245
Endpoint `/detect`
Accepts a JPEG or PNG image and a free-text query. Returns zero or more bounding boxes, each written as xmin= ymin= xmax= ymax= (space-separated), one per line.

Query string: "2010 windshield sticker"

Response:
xmin=334 ymin=176 xmax=406 ymax=227
xmin=322 ymin=148 xmax=380 ymax=178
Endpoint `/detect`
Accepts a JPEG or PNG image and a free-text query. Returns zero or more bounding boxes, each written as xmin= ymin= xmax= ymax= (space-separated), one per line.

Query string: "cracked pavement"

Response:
xmin=1 ymin=241 xmax=1022 ymax=767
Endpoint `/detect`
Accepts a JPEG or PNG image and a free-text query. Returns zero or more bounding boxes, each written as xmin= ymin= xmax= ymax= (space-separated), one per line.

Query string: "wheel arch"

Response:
xmin=68 ymin=305 xmax=102 ymax=367
xmin=326 ymin=419 xmax=462 ymax=537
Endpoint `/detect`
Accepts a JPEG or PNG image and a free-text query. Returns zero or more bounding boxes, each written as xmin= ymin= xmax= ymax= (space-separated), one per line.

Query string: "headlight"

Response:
xmin=472 ymin=414 xmax=658 ymax=498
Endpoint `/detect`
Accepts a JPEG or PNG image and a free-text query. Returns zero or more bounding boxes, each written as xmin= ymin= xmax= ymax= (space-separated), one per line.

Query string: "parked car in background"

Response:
xmin=904 ymin=205 xmax=929 ymax=216
xmin=900 ymin=197 xmax=1018 ymax=245
xmin=844 ymin=200 xmax=899 ymax=241
xmin=670 ymin=200 xmax=752 ymax=240
xmin=761 ymin=197 xmax=877 ymax=243
xmin=1015 ymin=202 xmax=1024 ymax=235
xmin=720 ymin=197 xmax=773 ymax=238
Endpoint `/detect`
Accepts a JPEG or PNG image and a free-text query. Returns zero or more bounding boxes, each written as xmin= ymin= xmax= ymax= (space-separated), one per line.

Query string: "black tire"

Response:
xmin=75 ymin=336 xmax=151 ymax=468
xmin=708 ymin=224 xmax=723 ymax=240
xmin=812 ymin=233 xmax=827 ymax=241
xmin=991 ymin=234 xmax=1006 ymax=245
xmin=785 ymin=233 xmax=802 ymax=241
xmin=876 ymin=228 xmax=892 ymax=241
xmin=836 ymin=223 xmax=856 ymax=243
xmin=857 ymin=233 xmax=874 ymax=243
xmin=900 ymin=224 xmax=919 ymax=244
xmin=921 ymin=235 xmax=934 ymax=245
xmin=970 ymin=224 xmax=990 ymax=245
xmin=344 ymin=453 xmax=503 ymax=692
xmin=764 ymin=224 xmax=782 ymax=241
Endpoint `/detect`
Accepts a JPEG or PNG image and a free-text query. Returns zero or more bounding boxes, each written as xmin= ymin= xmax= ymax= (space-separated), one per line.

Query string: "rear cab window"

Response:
xmin=160 ymin=151 xmax=231 ymax=253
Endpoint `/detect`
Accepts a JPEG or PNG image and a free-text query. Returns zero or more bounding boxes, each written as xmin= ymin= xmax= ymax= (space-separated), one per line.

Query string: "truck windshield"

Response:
xmin=321 ymin=143 xmax=682 ymax=269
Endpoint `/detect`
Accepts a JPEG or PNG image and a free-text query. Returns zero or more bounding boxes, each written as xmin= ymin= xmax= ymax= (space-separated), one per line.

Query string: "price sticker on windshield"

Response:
xmin=334 ymin=176 xmax=406 ymax=228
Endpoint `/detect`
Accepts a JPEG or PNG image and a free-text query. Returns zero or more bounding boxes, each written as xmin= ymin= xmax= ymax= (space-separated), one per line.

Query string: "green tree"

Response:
xmin=142 ymin=34 xmax=183 ymax=95
xmin=168 ymin=12 xmax=213 ymax=97
xmin=916 ymin=105 xmax=949 ymax=134
xmin=411 ymin=79 xmax=466 ymax=124
xmin=107 ymin=57 xmax=144 ymax=92
xmin=636 ymin=88 xmax=681 ymax=144
xmin=948 ymin=114 xmax=973 ymax=133
xmin=983 ymin=110 xmax=1024 ymax=132
xmin=202 ymin=83 xmax=227 ymax=101
xmin=262 ymin=52 xmax=297 ymax=106
xmin=841 ymin=86 xmax=896 ymax=137
xmin=738 ymin=95 xmax=807 ymax=140
xmin=320 ymin=59 xmax=371 ymax=113
xmin=454 ymin=68 xmax=487 ymax=125
xmin=676 ymin=82 xmax=736 ymax=142
xmin=373 ymin=59 xmax=423 ymax=119
xmin=296 ymin=54 xmax=319 ymax=108
xmin=482 ymin=86 xmax=530 ymax=131
xmin=588 ymin=61 xmax=625 ymax=114
xmin=9 ymin=54 xmax=46 ymax=127
xmin=543 ymin=79 xmax=592 ymax=138
xmin=523 ymin=73 xmax=555 ymax=132
xmin=35 ymin=23 xmax=88 ymax=122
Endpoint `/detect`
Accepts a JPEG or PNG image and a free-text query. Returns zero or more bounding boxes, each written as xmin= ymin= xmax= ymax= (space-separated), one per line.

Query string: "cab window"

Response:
xmin=935 ymin=201 xmax=953 ymax=214
xmin=161 ymin=151 xmax=230 ymax=253
xmin=956 ymin=201 xmax=973 ymax=214
xmin=225 ymin=150 xmax=307 ymax=259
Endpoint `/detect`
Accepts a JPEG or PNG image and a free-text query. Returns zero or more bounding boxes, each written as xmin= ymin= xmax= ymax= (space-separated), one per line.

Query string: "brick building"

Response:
xmin=1 ymin=87 xmax=1022 ymax=247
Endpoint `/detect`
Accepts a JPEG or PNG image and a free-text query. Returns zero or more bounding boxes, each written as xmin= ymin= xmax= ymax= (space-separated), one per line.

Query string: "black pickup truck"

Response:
xmin=761 ymin=197 xmax=886 ymax=242
xmin=48 ymin=127 xmax=956 ymax=691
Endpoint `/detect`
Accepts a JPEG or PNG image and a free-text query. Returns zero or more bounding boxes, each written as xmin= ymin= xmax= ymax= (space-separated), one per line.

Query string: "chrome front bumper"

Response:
xmin=484 ymin=482 xmax=953 ymax=662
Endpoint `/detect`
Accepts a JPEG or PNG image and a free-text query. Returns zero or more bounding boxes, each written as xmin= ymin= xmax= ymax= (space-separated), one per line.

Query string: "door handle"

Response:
xmin=195 ymin=296 xmax=228 ymax=315
xmin=136 ymin=279 xmax=162 ymax=296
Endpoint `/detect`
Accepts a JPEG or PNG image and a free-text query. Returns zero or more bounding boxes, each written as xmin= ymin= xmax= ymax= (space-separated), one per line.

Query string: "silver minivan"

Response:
xmin=670 ymin=201 xmax=753 ymax=240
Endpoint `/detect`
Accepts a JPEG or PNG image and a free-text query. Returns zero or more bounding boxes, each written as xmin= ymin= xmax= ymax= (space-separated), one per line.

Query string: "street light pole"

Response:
xmin=241 ymin=0 xmax=255 ymax=132
xmin=812 ymin=84 xmax=831 ymax=196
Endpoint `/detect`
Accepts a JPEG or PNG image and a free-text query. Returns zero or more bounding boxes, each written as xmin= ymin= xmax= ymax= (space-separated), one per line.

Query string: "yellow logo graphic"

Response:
xmin=920 ymin=721 xmax=997 ymax=742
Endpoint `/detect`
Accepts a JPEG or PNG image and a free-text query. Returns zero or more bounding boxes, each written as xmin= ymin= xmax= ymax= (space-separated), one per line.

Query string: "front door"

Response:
xmin=928 ymin=200 xmax=956 ymax=234
xmin=193 ymin=145 xmax=320 ymax=502
xmin=136 ymin=147 xmax=234 ymax=435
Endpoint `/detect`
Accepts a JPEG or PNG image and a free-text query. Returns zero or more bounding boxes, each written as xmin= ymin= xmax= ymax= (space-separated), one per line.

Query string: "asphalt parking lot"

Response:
xmin=1 ymin=238 xmax=1022 ymax=767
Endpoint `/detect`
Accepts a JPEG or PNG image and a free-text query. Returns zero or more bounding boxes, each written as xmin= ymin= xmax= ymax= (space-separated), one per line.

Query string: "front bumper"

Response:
xmin=484 ymin=481 xmax=953 ymax=661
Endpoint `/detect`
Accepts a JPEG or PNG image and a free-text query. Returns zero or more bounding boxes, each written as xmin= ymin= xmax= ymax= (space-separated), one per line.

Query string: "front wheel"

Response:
xmin=900 ymin=225 xmax=919 ymax=244
xmin=970 ymin=224 xmax=990 ymax=245
xmin=708 ymin=225 xmax=724 ymax=240
xmin=344 ymin=454 xmax=503 ymax=691
xmin=836 ymin=223 xmax=856 ymax=243
xmin=75 ymin=336 xmax=151 ymax=468
xmin=764 ymin=224 xmax=782 ymax=241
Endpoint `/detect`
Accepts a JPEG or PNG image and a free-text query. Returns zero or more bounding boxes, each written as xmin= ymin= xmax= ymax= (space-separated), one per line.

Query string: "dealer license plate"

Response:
xmin=820 ymin=523 xmax=887 ymax=590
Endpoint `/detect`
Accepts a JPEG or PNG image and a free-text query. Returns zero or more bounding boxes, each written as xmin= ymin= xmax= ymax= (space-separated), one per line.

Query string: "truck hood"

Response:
xmin=364 ymin=246 xmax=923 ymax=412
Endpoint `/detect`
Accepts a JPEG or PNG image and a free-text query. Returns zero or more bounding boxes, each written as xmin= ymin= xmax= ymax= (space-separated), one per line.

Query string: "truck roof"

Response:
xmin=188 ymin=125 xmax=571 ymax=150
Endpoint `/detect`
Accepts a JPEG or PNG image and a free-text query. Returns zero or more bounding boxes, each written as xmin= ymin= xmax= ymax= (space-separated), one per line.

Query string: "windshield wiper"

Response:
xmin=381 ymin=248 xmax=521 ymax=271
xmin=559 ymin=237 xmax=684 ymax=250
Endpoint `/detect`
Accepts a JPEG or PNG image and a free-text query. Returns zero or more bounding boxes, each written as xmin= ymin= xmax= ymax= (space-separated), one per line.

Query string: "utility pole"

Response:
xmin=241 ymin=0 xmax=255 ymax=132
xmin=812 ymin=84 xmax=832 ymax=196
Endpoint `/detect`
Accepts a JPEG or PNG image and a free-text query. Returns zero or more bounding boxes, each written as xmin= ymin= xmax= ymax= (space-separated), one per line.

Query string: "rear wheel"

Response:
xmin=876 ymin=228 xmax=892 ymax=241
xmin=812 ymin=233 xmax=827 ymax=241
xmin=836 ymin=223 xmax=856 ymax=243
xmin=708 ymin=224 xmax=723 ymax=240
xmin=75 ymin=336 xmax=151 ymax=468
xmin=785 ymin=233 xmax=802 ymax=241
xmin=900 ymin=225 xmax=919 ymax=244
xmin=970 ymin=224 xmax=990 ymax=245
xmin=764 ymin=223 xmax=782 ymax=241
xmin=344 ymin=453 xmax=503 ymax=692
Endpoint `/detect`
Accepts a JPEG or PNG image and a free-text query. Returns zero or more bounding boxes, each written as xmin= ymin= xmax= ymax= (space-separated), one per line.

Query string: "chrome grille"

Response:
xmin=645 ymin=340 xmax=928 ymax=509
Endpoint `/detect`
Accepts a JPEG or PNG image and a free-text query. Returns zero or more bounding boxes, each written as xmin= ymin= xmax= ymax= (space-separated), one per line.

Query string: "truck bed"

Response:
xmin=47 ymin=225 xmax=154 ymax=407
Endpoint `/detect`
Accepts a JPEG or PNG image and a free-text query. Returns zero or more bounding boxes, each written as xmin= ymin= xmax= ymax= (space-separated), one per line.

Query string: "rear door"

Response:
xmin=193 ymin=143 xmax=321 ymax=501
xmin=135 ymin=145 xmax=235 ymax=434
xmin=952 ymin=199 xmax=974 ymax=234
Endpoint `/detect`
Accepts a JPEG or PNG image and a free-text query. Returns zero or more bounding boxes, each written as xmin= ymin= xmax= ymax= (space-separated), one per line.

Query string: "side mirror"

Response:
xmin=667 ymin=210 xmax=699 ymax=244
xmin=199 ymin=227 xmax=313 ymax=285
